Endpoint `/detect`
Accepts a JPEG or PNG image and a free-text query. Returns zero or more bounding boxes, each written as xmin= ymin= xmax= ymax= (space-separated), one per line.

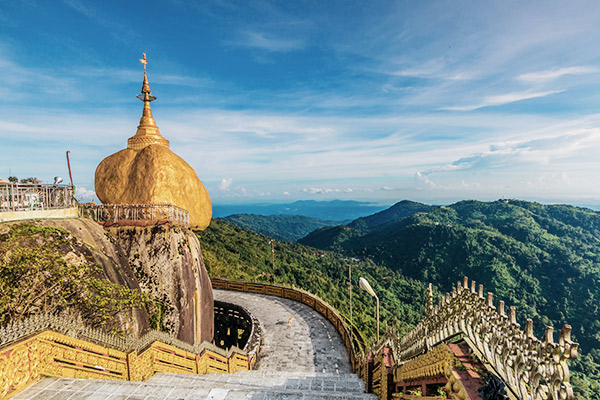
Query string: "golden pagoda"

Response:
xmin=95 ymin=54 xmax=212 ymax=229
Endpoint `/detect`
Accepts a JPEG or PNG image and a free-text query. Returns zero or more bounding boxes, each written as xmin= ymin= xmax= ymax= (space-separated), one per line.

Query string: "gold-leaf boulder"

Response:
xmin=95 ymin=56 xmax=211 ymax=230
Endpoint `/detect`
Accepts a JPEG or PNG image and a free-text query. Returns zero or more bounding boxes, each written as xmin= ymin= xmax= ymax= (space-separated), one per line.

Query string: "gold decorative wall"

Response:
xmin=0 ymin=315 xmax=251 ymax=400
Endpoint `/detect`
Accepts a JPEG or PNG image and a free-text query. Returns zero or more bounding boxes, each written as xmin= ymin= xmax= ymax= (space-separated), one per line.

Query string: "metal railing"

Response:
xmin=79 ymin=203 xmax=190 ymax=226
xmin=0 ymin=183 xmax=76 ymax=212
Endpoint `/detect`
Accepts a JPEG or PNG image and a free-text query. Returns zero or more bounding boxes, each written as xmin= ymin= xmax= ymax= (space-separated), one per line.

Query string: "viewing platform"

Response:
xmin=0 ymin=183 xmax=77 ymax=222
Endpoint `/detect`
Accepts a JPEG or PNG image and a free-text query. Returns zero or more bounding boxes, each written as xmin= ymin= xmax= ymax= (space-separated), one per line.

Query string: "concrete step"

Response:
xmin=148 ymin=371 xmax=368 ymax=393
xmin=13 ymin=372 xmax=377 ymax=400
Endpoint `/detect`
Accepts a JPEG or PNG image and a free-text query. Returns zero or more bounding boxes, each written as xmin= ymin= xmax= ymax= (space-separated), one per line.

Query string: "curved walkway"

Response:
xmin=214 ymin=289 xmax=352 ymax=374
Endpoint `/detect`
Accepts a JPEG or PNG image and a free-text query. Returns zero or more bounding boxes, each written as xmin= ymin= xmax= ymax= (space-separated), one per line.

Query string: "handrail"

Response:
xmin=79 ymin=203 xmax=190 ymax=226
xmin=395 ymin=277 xmax=578 ymax=400
xmin=0 ymin=183 xmax=75 ymax=212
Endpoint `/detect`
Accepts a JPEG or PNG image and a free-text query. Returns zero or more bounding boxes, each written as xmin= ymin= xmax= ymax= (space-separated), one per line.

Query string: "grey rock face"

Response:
xmin=110 ymin=225 xmax=214 ymax=344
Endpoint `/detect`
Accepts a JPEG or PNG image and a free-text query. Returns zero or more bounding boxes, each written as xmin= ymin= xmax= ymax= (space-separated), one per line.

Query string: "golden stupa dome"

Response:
xmin=95 ymin=54 xmax=212 ymax=229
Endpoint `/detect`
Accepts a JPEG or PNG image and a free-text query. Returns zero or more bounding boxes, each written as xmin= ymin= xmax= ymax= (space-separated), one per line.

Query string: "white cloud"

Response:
xmin=219 ymin=178 xmax=233 ymax=191
xmin=422 ymin=129 xmax=600 ymax=175
xmin=301 ymin=187 xmax=340 ymax=194
xmin=442 ymin=90 xmax=564 ymax=111
xmin=75 ymin=186 xmax=96 ymax=202
xmin=282 ymin=191 xmax=290 ymax=196
xmin=517 ymin=66 xmax=598 ymax=83
xmin=238 ymin=31 xmax=305 ymax=52
xmin=413 ymin=172 xmax=436 ymax=190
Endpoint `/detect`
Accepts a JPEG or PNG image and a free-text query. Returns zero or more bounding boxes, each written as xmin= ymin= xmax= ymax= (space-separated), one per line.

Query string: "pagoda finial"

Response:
xmin=127 ymin=52 xmax=169 ymax=151
xmin=137 ymin=52 xmax=156 ymax=103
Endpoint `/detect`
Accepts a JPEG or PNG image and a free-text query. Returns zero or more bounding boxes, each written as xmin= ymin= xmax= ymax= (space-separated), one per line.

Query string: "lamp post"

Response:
xmin=359 ymin=277 xmax=379 ymax=343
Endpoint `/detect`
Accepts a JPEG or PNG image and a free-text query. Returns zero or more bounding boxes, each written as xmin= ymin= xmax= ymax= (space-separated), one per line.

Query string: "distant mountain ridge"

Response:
xmin=300 ymin=200 xmax=434 ymax=249
xmin=347 ymin=200 xmax=436 ymax=230
xmin=213 ymin=200 xmax=387 ymax=221
xmin=221 ymin=214 xmax=336 ymax=242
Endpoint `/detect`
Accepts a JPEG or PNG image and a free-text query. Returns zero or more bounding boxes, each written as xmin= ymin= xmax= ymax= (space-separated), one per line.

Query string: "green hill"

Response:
xmin=196 ymin=219 xmax=428 ymax=342
xmin=347 ymin=200 xmax=435 ymax=231
xmin=300 ymin=200 xmax=434 ymax=250
xmin=300 ymin=199 xmax=600 ymax=397
xmin=221 ymin=214 xmax=336 ymax=242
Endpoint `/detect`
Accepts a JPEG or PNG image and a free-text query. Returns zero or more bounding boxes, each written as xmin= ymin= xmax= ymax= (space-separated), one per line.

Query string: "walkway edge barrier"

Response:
xmin=210 ymin=278 xmax=368 ymax=374
xmin=0 ymin=314 xmax=249 ymax=400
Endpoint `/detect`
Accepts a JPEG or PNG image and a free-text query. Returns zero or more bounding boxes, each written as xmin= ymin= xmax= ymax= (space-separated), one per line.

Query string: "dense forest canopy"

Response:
xmin=222 ymin=214 xmax=337 ymax=242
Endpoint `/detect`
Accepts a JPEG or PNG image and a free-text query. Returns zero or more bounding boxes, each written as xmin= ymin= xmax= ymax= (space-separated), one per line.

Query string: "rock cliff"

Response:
xmin=1 ymin=218 xmax=213 ymax=345
xmin=110 ymin=225 xmax=214 ymax=343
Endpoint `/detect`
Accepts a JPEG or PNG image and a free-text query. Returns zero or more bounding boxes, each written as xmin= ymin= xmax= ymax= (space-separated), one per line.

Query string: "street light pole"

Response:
xmin=359 ymin=277 xmax=380 ymax=343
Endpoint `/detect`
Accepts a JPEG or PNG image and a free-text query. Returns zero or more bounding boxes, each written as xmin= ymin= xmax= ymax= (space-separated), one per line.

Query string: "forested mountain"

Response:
xmin=300 ymin=200 xmax=435 ymax=248
xmin=347 ymin=200 xmax=436 ymax=231
xmin=196 ymin=219 xmax=429 ymax=342
xmin=299 ymin=199 xmax=600 ymax=397
xmin=221 ymin=214 xmax=336 ymax=242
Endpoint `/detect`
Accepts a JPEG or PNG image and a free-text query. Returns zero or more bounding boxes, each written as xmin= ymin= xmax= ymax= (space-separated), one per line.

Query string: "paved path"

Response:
xmin=214 ymin=289 xmax=351 ymax=374
xmin=11 ymin=290 xmax=373 ymax=399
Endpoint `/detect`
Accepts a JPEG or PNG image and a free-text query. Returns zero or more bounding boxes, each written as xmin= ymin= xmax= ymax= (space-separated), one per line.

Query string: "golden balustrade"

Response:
xmin=393 ymin=277 xmax=578 ymax=400
xmin=0 ymin=313 xmax=251 ymax=399
xmin=0 ymin=276 xmax=580 ymax=400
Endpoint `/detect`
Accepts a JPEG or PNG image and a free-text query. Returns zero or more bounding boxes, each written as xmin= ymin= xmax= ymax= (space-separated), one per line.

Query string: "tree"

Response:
xmin=19 ymin=177 xmax=41 ymax=184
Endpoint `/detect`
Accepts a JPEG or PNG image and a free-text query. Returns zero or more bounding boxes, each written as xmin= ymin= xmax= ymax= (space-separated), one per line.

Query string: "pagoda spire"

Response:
xmin=127 ymin=53 xmax=169 ymax=151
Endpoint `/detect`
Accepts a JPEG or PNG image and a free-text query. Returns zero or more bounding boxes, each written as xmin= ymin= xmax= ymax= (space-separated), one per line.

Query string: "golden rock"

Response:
xmin=95 ymin=54 xmax=212 ymax=229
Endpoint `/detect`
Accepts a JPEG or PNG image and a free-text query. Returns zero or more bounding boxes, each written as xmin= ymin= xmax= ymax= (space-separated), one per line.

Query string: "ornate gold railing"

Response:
xmin=393 ymin=277 xmax=578 ymax=400
xmin=79 ymin=203 xmax=189 ymax=226
xmin=0 ymin=313 xmax=250 ymax=399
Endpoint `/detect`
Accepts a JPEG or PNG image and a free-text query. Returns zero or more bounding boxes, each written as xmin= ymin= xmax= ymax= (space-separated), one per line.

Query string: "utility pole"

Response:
xmin=270 ymin=240 xmax=275 ymax=277
xmin=66 ymin=150 xmax=74 ymax=187
xmin=348 ymin=263 xmax=353 ymax=327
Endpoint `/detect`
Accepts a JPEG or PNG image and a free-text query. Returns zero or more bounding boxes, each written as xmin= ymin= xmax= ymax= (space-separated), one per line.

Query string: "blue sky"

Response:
xmin=2 ymin=1 xmax=600 ymax=206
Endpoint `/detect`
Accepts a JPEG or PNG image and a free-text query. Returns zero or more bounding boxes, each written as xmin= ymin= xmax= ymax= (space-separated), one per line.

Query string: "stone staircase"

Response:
xmin=11 ymin=291 xmax=377 ymax=399
xmin=13 ymin=371 xmax=376 ymax=399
